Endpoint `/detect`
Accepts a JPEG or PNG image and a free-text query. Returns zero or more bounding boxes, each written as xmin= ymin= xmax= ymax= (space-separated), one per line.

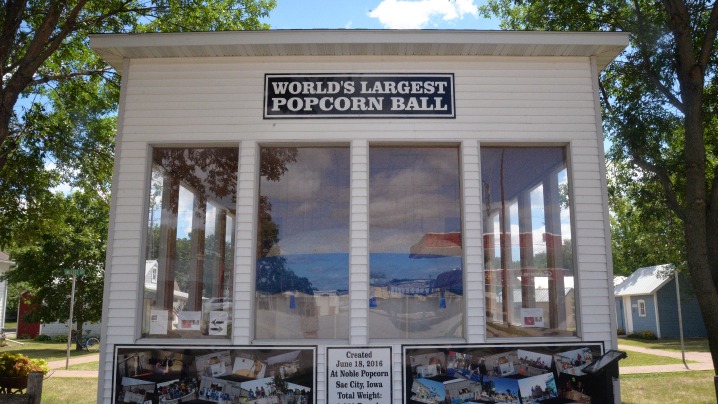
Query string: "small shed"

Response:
xmin=614 ymin=265 xmax=707 ymax=338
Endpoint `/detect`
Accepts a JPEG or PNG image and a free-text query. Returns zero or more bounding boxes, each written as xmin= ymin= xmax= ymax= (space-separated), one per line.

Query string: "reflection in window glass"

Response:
xmin=369 ymin=147 xmax=463 ymax=339
xmin=481 ymin=146 xmax=576 ymax=338
xmin=144 ymin=147 xmax=237 ymax=339
xmin=255 ymin=147 xmax=350 ymax=339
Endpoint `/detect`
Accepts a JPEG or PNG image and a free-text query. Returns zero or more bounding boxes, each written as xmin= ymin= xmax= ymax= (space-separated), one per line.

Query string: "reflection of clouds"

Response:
xmin=370 ymin=229 xmax=430 ymax=253
xmin=370 ymin=148 xmax=461 ymax=253
xmin=175 ymin=187 xmax=224 ymax=239
xmin=176 ymin=185 xmax=194 ymax=239
xmin=261 ymin=148 xmax=350 ymax=243
xmin=268 ymin=228 xmax=349 ymax=256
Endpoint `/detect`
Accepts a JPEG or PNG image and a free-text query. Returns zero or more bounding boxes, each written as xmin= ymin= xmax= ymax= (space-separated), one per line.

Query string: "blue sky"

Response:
xmin=263 ymin=0 xmax=501 ymax=30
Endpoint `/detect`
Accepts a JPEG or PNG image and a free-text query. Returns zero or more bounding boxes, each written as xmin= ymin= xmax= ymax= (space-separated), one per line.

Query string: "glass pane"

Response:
xmin=369 ymin=146 xmax=463 ymax=339
xmin=255 ymin=147 xmax=350 ymax=339
xmin=481 ymin=146 xmax=576 ymax=338
xmin=144 ymin=147 xmax=238 ymax=339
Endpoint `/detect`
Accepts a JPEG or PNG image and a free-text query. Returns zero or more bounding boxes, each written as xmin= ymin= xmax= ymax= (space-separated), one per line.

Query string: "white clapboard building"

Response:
xmin=91 ymin=30 xmax=628 ymax=403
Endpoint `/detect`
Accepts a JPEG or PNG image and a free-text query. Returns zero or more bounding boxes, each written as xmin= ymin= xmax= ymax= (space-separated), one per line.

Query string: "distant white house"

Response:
xmin=0 ymin=251 xmax=15 ymax=328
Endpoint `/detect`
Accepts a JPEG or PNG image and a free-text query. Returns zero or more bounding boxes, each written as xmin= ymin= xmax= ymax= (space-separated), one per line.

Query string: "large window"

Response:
xmin=255 ymin=146 xmax=350 ymax=339
xmin=369 ymin=146 xmax=463 ymax=339
xmin=481 ymin=146 xmax=576 ymax=338
xmin=144 ymin=147 xmax=238 ymax=339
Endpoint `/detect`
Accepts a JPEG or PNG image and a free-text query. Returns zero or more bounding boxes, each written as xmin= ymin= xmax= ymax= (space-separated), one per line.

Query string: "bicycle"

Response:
xmin=74 ymin=330 xmax=100 ymax=352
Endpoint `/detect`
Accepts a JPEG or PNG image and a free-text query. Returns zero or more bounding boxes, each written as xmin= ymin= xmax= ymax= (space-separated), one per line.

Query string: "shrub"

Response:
xmin=0 ymin=353 xmax=49 ymax=377
xmin=616 ymin=328 xmax=625 ymax=336
xmin=627 ymin=330 xmax=658 ymax=340
xmin=51 ymin=334 xmax=68 ymax=343
xmin=34 ymin=334 xmax=51 ymax=342
xmin=17 ymin=334 xmax=32 ymax=340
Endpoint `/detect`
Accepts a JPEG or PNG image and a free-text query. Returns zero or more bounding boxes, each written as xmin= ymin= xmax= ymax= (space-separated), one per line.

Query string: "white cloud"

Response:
xmin=368 ymin=0 xmax=478 ymax=29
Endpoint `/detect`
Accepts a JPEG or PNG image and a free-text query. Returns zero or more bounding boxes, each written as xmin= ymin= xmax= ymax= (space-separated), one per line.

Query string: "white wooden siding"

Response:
xmin=101 ymin=54 xmax=613 ymax=403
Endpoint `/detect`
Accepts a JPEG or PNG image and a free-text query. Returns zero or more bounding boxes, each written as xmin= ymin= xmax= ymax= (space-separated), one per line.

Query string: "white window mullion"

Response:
xmin=463 ymin=140 xmax=485 ymax=343
xmin=350 ymin=140 xmax=369 ymax=345
xmin=234 ymin=140 xmax=256 ymax=344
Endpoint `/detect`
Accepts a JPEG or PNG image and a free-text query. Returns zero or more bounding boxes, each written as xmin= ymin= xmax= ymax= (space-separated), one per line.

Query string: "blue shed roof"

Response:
xmin=614 ymin=264 xmax=674 ymax=297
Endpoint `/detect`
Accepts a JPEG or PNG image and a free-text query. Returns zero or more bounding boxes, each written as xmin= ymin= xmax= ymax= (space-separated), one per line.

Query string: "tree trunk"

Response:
xmin=681 ymin=86 xmax=718 ymax=381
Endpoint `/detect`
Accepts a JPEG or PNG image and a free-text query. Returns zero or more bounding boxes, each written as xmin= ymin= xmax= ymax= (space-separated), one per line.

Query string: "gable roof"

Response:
xmin=614 ymin=264 xmax=674 ymax=297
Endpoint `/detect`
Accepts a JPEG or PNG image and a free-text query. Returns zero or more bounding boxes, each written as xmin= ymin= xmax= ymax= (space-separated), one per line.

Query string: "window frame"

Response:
xmin=367 ymin=144 xmax=466 ymax=341
xmin=637 ymin=299 xmax=647 ymax=317
xmin=253 ymin=144 xmax=352 ymax=341
xmin=480 ymin=144 xmax=579 ymax=339
xmin=139 ymin=145 xmax=240 ymax=342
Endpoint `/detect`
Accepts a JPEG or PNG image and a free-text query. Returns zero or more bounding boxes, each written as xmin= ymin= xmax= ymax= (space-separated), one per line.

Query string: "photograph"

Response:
xmin=553 ymin=348 xmax=594 ymax=376
xmin=484 ymin=351 xmax=518 ymax=377
xmin=196 ymin=350 xmax=233 ymax=378
xmin=477 ymin=377 xmax=519 ymax=404
xmin=516 ymin=349 xmax=553 ymax=374
xmin=113 ymin=346 xmax=316 ymax=403
xmin=118 ymin=377 xmax=156 ymax=404
xmin=518 ymin=372 xmax=559 ymax=403
xmin=178 ymin=311 xmax=201 ymax=331
xmin=410 ymin=377 xmax=447 ymax=404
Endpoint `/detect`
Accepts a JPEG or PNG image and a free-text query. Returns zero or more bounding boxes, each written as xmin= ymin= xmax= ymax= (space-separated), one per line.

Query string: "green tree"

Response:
xmin=4 ymin=191 xmax=106 ymax=346
xmin=0 ymin=0 xmax=276 ymax=246
xmin=608 ymin=161 xmax=685 ymax=275
xmin=480 ymin=0 xmax=718 ymax=375
xmin=0 ymin=0 xmax=276 ymax=348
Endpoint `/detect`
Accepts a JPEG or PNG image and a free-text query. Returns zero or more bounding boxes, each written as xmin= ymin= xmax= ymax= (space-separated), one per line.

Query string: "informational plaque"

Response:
xmin=327 ymin=346 xmax=392 ymax=404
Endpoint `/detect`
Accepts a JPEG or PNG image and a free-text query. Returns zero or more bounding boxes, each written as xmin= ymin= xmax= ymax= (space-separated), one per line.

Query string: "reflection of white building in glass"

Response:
xmin=0 ymin=252 xmax=14 ymax=328
xmin=92 ymin=30 xmax=628 ymax=402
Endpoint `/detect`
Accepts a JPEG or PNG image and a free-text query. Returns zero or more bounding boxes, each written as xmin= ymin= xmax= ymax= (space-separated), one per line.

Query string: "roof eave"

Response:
xmin=89 ymin=29 xmax=629 ymax=74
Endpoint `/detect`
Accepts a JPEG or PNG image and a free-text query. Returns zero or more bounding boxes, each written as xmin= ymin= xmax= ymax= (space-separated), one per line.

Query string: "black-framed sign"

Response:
xmin=403 ymin=342 xmax=607 ymax=404
xmin=326 ymin=346 xmax=392 ymax=404
xmin=264 ymin=73 xmax=455 ymax=118
xmin=113 ymin=345 xmax=316 ymax=403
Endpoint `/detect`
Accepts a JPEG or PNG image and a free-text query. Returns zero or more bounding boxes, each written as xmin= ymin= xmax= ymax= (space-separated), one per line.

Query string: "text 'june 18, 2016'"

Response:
xmin=327 ymin=347 xmax=392 ymax=404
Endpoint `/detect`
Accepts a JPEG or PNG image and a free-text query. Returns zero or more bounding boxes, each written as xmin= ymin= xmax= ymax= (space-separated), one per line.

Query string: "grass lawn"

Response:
xmin=620 ymin=350 xmax=697 ymax=367
xmin=1 ymin=340 xmax=100 ymax=402
xmin=618 ymin=336 xmax=710 ymax=353
xmin=41 ymin=377 xmax=98 ymax=404
xmin=0 ymin=339 xmax=98 ymax=362
xmin=68 ymin=361 xmax=99 ymax=371
xmin=621 ymin=371 xmax=716 ymax=403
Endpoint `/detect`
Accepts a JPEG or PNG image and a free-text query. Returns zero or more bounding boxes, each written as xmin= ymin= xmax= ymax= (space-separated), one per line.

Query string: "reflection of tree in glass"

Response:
xmin=147 ymin=148 xmax=239 ymax=292
xmin=153 ymin=148 xmax=239 ymax=212
xmin=256 ymin=257 xmax=313 ymax=294
xmin=531 ymin=239 xmax=573 ymax=270
xmin=256 ymin=147 xmax=297 ymax=258
xmin=255 ymin=147 xmax=315 ymax=294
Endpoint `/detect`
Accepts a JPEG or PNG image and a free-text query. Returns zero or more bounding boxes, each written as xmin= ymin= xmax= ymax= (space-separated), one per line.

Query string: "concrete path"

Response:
xmin=618 ymin=343 xmax=714 ymax=374
xmin=45 ymin=353 xmax=100 ymax=378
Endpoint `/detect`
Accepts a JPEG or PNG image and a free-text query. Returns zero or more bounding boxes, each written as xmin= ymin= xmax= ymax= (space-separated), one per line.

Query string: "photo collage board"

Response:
xmin=113 ymin=345 xmax=316 ymax=404
xmin=403 ymin=343 xmax=606 ymax=404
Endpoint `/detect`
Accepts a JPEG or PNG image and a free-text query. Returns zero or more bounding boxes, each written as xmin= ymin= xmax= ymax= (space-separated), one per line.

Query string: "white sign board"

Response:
xmin=327 ymin=346 xmax=391 ymax=404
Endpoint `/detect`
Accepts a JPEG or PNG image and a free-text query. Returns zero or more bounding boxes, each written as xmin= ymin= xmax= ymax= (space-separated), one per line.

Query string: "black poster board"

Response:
xmin=403 ymin=342 xmax=606 ymax=404
xmin=113 ymin=345 xmax=316 ymax=403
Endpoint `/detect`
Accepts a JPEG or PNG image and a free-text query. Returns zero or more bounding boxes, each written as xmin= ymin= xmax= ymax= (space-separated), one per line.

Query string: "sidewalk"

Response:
xmin=45 ymin=353 xmax=100 ymax=378
xmin=3 ymin=332 xmax=100 ymax=378
xmin=618 ymin=343 xmax=714 ymax=374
